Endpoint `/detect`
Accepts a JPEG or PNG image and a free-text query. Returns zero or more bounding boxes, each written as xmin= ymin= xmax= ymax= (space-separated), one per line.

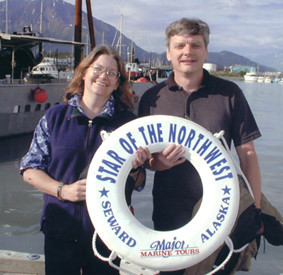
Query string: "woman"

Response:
xmin=20 ymin=45 xmax=151 ymax=274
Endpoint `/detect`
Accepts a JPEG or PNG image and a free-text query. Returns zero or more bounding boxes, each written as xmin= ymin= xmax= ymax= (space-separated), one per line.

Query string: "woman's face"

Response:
xmin=83 ymin=54 xmax=120 ymax=100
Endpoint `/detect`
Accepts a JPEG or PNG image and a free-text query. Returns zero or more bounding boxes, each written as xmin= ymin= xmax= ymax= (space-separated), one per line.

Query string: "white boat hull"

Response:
xmin=244 ymin=75 xmax=258 ymax=82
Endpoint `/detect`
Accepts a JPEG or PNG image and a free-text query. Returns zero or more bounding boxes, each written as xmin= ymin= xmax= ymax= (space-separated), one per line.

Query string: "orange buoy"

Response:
xmin=33 ymin=88 xmax=48 ymax=103
xmin=136 ymin=77 xmax=148 ymax=82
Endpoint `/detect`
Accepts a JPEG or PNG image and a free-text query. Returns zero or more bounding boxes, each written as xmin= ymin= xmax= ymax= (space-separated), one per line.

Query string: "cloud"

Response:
xmin=64 ymin=0 xmax=283 ymax=58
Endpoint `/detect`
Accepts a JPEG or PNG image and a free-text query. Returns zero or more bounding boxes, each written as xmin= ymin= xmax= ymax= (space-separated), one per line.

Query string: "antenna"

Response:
xmin=39 ymin=0 xmax=43 ymax=34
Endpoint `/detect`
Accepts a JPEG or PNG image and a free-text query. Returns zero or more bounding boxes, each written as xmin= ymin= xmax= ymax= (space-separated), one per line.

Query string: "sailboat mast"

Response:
xmin=5 ymin=0 xmax=8 ymax=33
xmin=119 ymin=15 xmax=123 ymax=56
xmin=130 ymin=34 xmax=134 ymax=63
xmin=39 ymin=0 xmax=43 ymax=34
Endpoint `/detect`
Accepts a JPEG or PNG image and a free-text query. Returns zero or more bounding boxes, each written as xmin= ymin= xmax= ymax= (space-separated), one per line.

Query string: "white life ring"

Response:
xmin=86 ymin=115 xmax=240 ymax=272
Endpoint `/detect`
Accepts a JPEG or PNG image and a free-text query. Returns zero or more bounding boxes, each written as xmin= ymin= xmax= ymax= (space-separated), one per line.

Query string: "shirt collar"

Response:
xmin=167 ymin=69 xmax=210 ymax=91
xmin=68 ymin=93 xmax=115 ymax=119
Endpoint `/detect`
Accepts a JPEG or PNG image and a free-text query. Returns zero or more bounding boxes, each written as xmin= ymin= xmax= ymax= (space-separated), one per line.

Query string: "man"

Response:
xmin=138 ymin=18 xmax=262 ymax=274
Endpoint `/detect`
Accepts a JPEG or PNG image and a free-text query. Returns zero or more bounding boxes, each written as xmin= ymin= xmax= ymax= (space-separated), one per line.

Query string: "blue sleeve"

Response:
xmin=20 ymin=115 xmax=51 ymax=174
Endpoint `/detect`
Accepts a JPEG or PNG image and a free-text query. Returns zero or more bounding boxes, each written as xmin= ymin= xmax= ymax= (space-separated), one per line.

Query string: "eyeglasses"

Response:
xmin=90 ymin=65 xmax=120 ymax=80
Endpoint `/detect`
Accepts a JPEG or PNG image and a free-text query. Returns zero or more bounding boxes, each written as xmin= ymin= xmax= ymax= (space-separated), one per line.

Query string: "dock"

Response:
xmin=0 ymin=250 xmax=45 ymax=275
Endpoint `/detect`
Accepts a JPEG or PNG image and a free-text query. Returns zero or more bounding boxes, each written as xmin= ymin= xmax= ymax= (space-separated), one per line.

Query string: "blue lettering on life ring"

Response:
xmin=86 ymin=115 xmax=240 ymax=272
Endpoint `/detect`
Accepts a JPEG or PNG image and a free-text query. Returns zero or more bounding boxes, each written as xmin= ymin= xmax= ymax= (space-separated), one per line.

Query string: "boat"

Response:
xmin=0 ymin=0 xmax=98 ymax=139
xmin=0 ymin=31 xmax=86 ymax=138
xmin=155 ymin=66 xmax=172 ymax=83
xmin=264 ymin=76 xmax=272 ymax=83
xmin=27 ymin=58 xmax=73 ymax=80
xmin=244 ymin=72 xmax=259 ymax=82
xmin=125 ymin=62 xmax=139 ymax=79
xmin=257 ymin=76 xmax=264 ymax=83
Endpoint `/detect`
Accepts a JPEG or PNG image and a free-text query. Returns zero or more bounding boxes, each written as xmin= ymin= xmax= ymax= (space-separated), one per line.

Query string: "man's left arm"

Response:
xmin=236 ymin=140 xmax=261 ymax=208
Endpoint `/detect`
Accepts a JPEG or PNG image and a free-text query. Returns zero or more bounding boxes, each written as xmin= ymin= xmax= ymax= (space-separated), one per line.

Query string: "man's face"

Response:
xmin=166 ymin=34 xmax=208 ymax=77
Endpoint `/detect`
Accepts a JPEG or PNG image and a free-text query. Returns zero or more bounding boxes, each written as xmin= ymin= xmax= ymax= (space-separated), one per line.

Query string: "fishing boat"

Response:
xmin=0 ymin=0 xmax=96 ymax=139
xmin=0 ymin=31 xmax=86 ymax=138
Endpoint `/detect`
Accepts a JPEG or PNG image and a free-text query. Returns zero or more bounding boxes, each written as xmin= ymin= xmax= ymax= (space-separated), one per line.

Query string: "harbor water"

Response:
xmin=0 ymin=80 xmax=282 ymax=274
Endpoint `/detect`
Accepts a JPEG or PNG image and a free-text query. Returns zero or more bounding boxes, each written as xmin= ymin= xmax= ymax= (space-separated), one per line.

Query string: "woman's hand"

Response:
xmin=132 ymin=146 xmax=152 ymax=169
xmin=60 ymin=179 xmax=86 ymax=202
xmin=22 ymin=168 xmax=87 ymax=202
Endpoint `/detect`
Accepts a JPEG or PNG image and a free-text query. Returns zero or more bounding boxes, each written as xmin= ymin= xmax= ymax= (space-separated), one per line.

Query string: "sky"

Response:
xmin=69 ymin=0 xmax=283 ymax=59
xmin=36 ymin=1 xmax=283 ymax=59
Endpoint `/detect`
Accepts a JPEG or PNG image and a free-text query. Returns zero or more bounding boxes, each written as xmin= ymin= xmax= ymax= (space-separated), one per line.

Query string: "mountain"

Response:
xmin=0 ymin=0 xmax=157 ymax=63
xmin=206 ymin=51 xmax=276 ymax=72
xmin=253 ymin=52 xmax=283 ymax=72
xmin=0 ymin=0 xmax=278 ymax=72
xmin=150 ymin=51 xmax=277 ymax=72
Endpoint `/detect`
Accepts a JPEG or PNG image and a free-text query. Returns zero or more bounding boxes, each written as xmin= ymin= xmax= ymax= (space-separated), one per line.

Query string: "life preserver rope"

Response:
xmin=214 ymin=131 xmax=255 ymax=201
xmin=86 ymin=115 xmax=240 ymax=273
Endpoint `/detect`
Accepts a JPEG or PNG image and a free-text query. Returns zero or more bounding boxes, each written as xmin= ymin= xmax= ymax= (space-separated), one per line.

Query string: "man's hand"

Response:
xmin=148 ymin=144 xmax=186 ymax=171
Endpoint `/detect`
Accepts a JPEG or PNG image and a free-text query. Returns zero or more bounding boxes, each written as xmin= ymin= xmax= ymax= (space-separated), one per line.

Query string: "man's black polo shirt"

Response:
xmin=138 ymin=69 xmax=261 ymax=231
